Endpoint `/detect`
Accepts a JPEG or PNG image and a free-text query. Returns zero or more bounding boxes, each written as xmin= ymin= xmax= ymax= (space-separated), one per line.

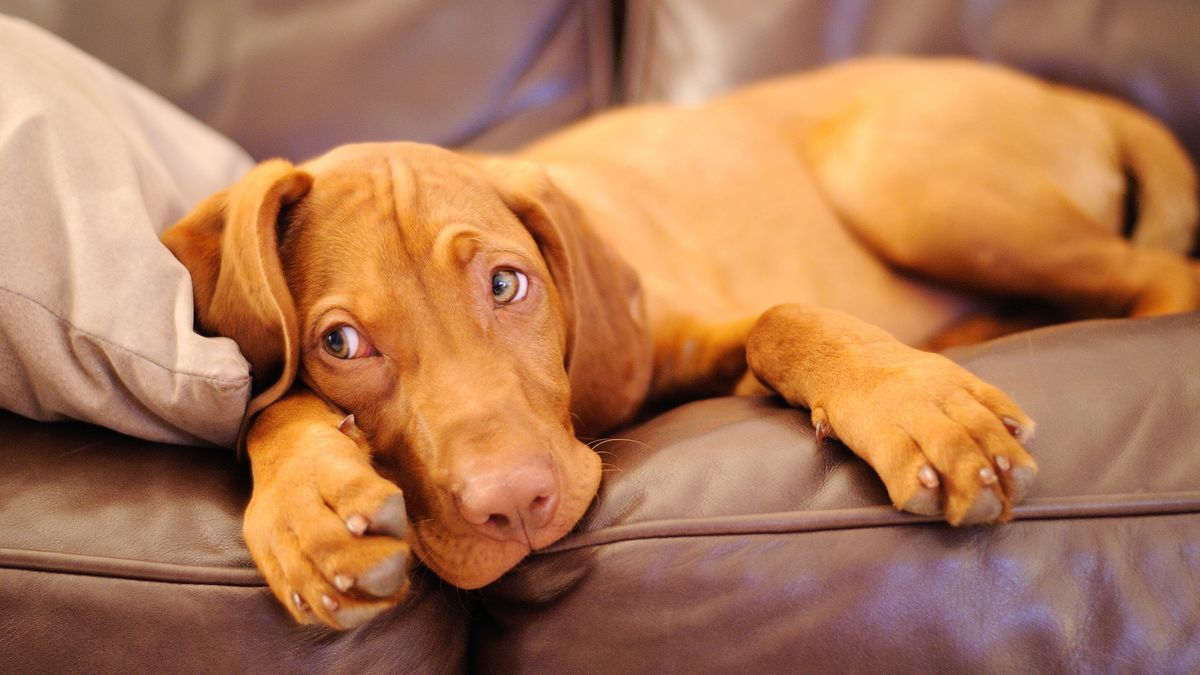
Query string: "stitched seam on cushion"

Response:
xmin=0 ymin=547 xmax=264 ymax=587
xmin=540 ymin=491 xmax=1200 ymax=554
xmin=0 ymin=285 xmax=250 ymax=387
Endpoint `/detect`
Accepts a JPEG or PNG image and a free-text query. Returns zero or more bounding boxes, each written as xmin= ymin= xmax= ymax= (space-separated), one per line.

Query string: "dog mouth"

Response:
xmin=405 ymin=440 xmax=602 ymax=589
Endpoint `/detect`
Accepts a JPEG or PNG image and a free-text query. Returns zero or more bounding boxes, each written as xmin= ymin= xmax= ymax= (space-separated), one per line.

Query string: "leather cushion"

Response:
xmin=622 ymin=0 xmax=1200 ymax=167
xmin=0 ymin=413 xmax=469 ymax=673
xmin=2 ymin=0 xmax=615 ymax=159
xmin=473 ymin=313 xmax=1200 ymax=672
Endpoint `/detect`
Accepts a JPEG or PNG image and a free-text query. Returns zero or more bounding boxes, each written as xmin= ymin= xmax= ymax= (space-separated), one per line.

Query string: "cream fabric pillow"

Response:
xmin=0 ymin=16 xmax=253 ymax=447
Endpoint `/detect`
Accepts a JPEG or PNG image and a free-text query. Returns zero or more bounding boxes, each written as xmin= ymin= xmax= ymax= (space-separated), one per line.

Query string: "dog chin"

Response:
xmin=415 ymin=448 xmax=602 ymax=589
xmin=413 ymin=519 xmax=574 ymax=590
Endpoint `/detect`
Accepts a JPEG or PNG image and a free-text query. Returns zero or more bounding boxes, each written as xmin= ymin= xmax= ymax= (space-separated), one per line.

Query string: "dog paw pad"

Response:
xmin=334 ymin=604 xmax=390 ymax=630
xmin=368 ymin=493 xmax=408 ymax=539
xmin=902 ymin=487 xmax=942 ymax=516
xmin=1008 ymin=465 xmax=1036 ymax=502
xmin=957 ymin=490 xmax=1002 ymax=525
xmin=358 ymin=550 xmax=408 ymax=598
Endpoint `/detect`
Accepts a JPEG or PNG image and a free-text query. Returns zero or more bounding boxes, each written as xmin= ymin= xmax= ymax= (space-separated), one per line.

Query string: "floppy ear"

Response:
xmin=161 ymin=159 xmax=313 ymax=429
xmin=481 ymin=159 xmax=653 ymax=436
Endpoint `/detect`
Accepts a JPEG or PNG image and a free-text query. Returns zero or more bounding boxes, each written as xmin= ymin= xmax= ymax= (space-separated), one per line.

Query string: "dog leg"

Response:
xmin=649 ymin=316 xmax=759 ymax=403
xmin=822 ymin=168 xmax=1199 ymax=319
xmin=244 ymin=389 xmax=411 ymax=629
xmin=745 ymin=304 xmax=1037 ymax=525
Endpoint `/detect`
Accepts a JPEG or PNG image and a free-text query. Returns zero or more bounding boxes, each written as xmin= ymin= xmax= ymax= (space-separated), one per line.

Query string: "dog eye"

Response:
xmin=491 ymin=269 xmax=528 ymax=305
xmin=323 ymin=325 xmax=376 ymax=360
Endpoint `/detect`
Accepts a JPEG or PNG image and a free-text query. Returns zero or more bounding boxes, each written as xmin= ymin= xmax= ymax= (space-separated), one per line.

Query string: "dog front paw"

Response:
xmin=818 ymin=346 xmax=1037 ymax=525
xmin=244 ymin=417 xmax=411 ymax=629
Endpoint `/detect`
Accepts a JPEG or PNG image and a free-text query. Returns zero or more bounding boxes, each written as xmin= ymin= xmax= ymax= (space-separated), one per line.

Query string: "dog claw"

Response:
xmin=978 ymin=466 xmax=998 ymax=486
xmin=917 ymin=464 xmax=940 ymax=489
xmin=292 ymin=591 xmax=309 ymax=613
xmin=358 ymin=551 xmax=408 ymax=598
xmin=336 ymin=414 xmax=369 ymax=444
xmin=334 ymin=574 xmax=355 ymax=592
xmin=994 ymin=455 xmax=1011 ymax=473
xmin=1001 ymin=416 xmax=1033 ymax=444
xmin=811 ymin=408 xmax=836 ymax=444
xmin=321 ymin=594 xmax=339 ymax=612
xmin=345 ymin=514 xmax=369 ymax=536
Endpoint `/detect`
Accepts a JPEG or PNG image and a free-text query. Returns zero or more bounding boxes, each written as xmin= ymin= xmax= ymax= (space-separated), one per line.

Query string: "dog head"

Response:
xmin=163 ymin=143 xmax=650 ymax=588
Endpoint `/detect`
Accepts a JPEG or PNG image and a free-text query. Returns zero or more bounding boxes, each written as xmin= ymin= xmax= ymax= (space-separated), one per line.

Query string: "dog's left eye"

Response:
xmin=323 ymin=325 xmax=376 ymax=360
xmin=491 ymin=269 xmax=528 ymax=305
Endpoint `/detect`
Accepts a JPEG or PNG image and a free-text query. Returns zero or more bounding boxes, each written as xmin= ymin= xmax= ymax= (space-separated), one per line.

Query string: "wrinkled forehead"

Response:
xmin=298 ymin=143 xmax=511 ymax=241
xmin=280 ymin=143 xmax=534 ymax=299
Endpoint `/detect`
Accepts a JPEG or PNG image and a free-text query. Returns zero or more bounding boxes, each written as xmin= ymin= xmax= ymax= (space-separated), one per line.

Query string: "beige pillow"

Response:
xmin=0 ymin=16 xmax=253 ymax=447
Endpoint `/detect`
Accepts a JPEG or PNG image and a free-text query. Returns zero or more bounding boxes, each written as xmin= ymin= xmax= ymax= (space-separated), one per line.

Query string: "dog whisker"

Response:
xmin=587 ymin=436 xmax=659 ymax=454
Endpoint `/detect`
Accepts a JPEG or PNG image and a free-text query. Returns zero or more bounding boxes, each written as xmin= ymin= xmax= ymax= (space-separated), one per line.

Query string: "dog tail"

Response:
xmin=1089 ymin=94 xmax=1198 ymax=254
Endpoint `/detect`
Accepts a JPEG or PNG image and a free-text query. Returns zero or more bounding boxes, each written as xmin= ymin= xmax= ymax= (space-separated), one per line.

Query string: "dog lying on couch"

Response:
xmin=162 ymin=56 xmax=1199 ymax=629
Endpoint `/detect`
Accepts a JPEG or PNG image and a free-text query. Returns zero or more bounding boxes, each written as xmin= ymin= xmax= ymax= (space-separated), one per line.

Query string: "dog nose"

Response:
xmin=454 ymin=458 xmax=560 ymax=544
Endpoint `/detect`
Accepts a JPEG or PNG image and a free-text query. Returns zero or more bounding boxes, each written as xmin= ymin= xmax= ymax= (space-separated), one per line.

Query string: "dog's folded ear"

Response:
xmin=162 ymin=159 xmax=313 ymax=434
xmin=481 ymin=158 xmax=653 ymax=436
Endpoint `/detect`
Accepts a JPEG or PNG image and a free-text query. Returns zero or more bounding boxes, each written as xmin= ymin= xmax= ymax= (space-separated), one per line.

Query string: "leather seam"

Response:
xmin=540 ymin=491 xmax=1200 ymax=554
xmin=0 ymin=547 xmax=264 ymax=587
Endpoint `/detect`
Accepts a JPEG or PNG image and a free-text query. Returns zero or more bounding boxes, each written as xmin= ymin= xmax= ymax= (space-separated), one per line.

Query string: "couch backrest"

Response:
xmin=0 ymin=0 xmax=614 ymax=160
xmin=621 ymin=0 xmax=1200 ymax=162
xmin=5 ymin=1 xmax=1198 ymax=165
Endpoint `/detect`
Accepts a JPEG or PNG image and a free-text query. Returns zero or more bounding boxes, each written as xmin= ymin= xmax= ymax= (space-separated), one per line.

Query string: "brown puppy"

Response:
xmin=163 ymin=57 xmax=1199 ymax=629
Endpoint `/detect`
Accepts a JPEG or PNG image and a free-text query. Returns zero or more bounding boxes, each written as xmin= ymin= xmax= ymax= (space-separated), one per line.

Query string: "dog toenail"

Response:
xmin=334 ymin=574 xmax=355 ymax=592
xmin=337 ymin=414 xmax=356 ymax=434
xmin=321 ymin=594 xmax=339 ymax=612
xmin=292 ymin=591 xmax=307 ymax=611
xmin=917 ymin=464 xmax=940 ymax=489
xmin=346 ymin=514 xmax=369 ymax=535
xmin=811 ymin=408 xmax=835 ymax=444
xmin=1001 ymin=416 xmax=1032 ymax=443
xmin=994 ymin=455 xmax=1011 ymax=472
xmin=979 ymin=467 xmax=998 ymax=485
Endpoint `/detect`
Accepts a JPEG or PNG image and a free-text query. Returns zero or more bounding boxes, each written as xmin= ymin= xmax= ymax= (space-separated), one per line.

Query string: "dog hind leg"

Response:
xmin=821 ymin=173 xmax=1200 ymax=319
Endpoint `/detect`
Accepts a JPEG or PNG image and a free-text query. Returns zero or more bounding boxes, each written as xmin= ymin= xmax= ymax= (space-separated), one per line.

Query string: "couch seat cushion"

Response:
xmin=473 ymin=313 xmax=1200 ymax=672
xmin=0 ymin=415 xmax=468 ymax=673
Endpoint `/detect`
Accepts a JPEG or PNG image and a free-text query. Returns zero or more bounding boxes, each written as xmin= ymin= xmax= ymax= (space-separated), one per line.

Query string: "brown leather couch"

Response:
xmin=2 ymin=2 xmax=1198 ymax=672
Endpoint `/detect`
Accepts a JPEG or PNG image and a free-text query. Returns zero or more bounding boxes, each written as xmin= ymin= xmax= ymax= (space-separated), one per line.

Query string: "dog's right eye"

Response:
xmin=323 ymin=326 xmax=376 ymax=360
